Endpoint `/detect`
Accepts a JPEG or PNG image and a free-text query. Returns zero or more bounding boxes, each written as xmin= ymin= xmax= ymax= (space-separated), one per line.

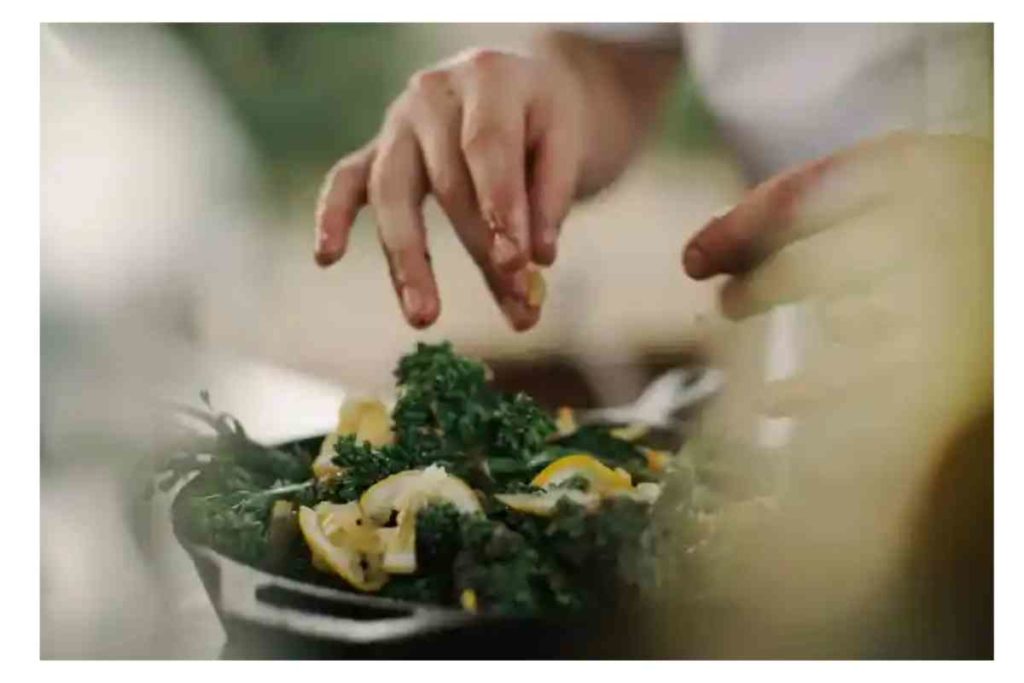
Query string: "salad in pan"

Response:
xmin=154 ymin=342 xmax=686 ymax=617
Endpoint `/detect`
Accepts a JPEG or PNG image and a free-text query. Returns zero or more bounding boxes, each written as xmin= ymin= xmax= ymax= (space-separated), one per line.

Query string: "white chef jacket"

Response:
xmin=571 ymin=23 xmax=992 ymax=449
xmin=572 ymin=23 xmax=993 ymax=181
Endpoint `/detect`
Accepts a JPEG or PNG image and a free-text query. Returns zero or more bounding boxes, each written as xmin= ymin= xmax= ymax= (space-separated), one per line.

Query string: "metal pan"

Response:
xmin=169 ymin=437 xmax=618 ymax=659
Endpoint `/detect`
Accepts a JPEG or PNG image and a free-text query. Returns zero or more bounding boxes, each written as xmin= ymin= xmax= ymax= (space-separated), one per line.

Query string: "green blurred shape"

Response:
xmin=170 ymin=24 xmax=418 ymax=190
xmin=656 ymin=74 xmax=722 ymax=152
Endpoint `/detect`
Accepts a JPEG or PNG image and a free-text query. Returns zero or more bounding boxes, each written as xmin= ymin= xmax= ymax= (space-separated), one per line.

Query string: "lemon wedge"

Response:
xmin=312 ymin=398 xmax=394 ymax=480
xmin=380 ymin=494 xmax=423 ymax=574
xmin=312 ymin=433 xmax=345 ymax=481
xmin=531 ymin=454 xmax=633 ymax=494
xmin=313 ymin=501 xmax=382 ymax=555
xmin=358 ymin=466 xmax=480 ymax=574
xmin=495 ymin=489 xmax=601 ymax=516
xmin=298 ymin=506 xmax=388 ymax=592
xmin=359 ymin=470 xmax=428 ymax=524
xmin=360 ymin=465 xmax=480 ymax=525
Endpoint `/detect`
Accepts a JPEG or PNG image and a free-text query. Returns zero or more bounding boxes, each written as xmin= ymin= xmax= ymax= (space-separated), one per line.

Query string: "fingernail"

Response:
xmin=402 ymin=286 xmax=423 ymax=320
xmin=683 ymin=244 xmax=711 ymax=279
xmin=315 ymin=228 xmax=343 ymax=267
xmin=491 ymin=231 xmax=520 ymax=269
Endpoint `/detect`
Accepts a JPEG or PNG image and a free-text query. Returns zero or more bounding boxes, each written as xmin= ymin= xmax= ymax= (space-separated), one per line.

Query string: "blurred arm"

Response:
xmin=535 ymin=30 xmax=683 ymax=198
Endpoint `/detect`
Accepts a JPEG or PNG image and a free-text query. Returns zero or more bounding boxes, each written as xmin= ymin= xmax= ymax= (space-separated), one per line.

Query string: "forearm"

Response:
xmin=535 ymin=30 xmax=683 ymax=197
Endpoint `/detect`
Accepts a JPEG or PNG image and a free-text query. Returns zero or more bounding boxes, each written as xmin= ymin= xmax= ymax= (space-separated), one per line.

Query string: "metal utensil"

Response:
xmin=576 ymin=366 xmax=724 ymax=428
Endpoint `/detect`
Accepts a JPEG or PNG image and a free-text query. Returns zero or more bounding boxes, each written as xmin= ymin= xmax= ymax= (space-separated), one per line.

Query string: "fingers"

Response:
xmin=367 ymin=130 xmax=440 ymax=329
xmin=526 ymin=104 xmax=579 ymax=266
xmin=455 ymin=56 xmax=532 ymax=273
xmin=683 ymin=155 xmax=835 ymax=280
xmin=315 ymin=145 xmax=375 ymax=267
xmin=682 ymin=135 xmax=923 ymax=282
xmin=405 ymin=68 xmax=543 ymax=331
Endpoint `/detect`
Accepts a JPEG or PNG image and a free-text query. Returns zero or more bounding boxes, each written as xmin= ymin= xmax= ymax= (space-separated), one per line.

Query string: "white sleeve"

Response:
xmin=556 ymin=23 xmax=682 ymax=49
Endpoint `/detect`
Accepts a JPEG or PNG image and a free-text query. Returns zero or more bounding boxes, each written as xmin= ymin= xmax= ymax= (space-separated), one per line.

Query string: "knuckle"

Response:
xmin=407 ymin=68 xmax=450 ymax=94
xmin=430 ymin=171 xmax=463 ymax=207
xmin=331 ymin=161 xmax=366 ymax=189
xmin=463 ymin=47 xmax=508 ymax=71
xmin=460 ymin=123 xmax=511 ymax=156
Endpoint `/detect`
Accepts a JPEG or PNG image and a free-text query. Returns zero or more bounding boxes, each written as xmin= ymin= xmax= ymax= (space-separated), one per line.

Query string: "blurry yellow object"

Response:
xmin=611 ymin=423 xmax=649 ymax=442
xmin=380 ymin=495 xmax=422 ymax=574
xmin=554 ymin=407 xmax=577 ymax=436
xmin=298 ymin=506 xmax=388 ymax=592
xmin=359 ymin=470 xmax=424 ymax=524
xmin=312 ymin=397 xmax=393 ymax=480
xmin=641 ymin=448 xmax=671 ymax=472
xmin=358 ymin=466 xmax=480 ymax=574
xmin=527 ymin=269 xmax=547 ymax=308
xmin=312 ymin=434 xmax=344 ymax=481
xmin=494 ymin=489 xmax=601 ymax=516
xmin=532 ymin=454 xmax=633 ymax=494
xmin=359 ymin=465 xmax=480 ymax=523
xmin=315 ymin=501 xmax=381 ymax=555
xmin=460 ymin=589 xmax=478 ymax=613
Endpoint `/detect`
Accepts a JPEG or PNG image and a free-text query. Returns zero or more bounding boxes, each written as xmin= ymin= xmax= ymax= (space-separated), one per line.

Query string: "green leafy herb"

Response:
xmin=156 ymin=342 xmax=670 ymax=617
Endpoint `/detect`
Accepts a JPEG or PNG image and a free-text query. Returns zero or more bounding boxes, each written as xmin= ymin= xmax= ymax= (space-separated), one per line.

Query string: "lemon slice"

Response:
xmin=531 ymin=454 xmax=633 ymax=494
xmin=358 ymin=466 xmax=480 ymax=574
xmin=337 ymin=398 xmax=393 ymax=446
xmin=495 ymin=489 xmax=601 ymax=516
xmin=312 ymin=502 xmax=382 ymax=554
xmin=352 ymin=401 xmax=393 ymax=447
xmin=380 ymin=495 xmax=423 ymax=574
xmin=610 ymin=423 xmax=649 ymax=442
xmin=298 ymin=506 xmax=387 ymax=592
xmin=312 ymin=433 xmax=345 ymax=481
xmin=360 ymin=465 xmax=480 ymax=524
xmin=312 ymin=398 xmax=394 ymax=480
xmin=359 ymin=470 xmax=427 ymax=524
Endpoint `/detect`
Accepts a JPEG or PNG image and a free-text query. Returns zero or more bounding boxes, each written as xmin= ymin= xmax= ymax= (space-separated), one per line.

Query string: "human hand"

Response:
xmin=668 ymin=133 xmax=992 ymax=644
xmin=313 ymin=48 xmax=591 ymax=331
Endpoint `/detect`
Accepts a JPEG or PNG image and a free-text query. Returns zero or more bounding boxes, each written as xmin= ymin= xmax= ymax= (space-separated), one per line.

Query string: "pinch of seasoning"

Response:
xmin=526 ymin=269 xmax=546 ymax=308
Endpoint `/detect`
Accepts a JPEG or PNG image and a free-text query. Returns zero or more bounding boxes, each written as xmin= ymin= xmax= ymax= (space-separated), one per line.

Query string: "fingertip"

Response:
xmin=532 ymin=244 xmax=557 ymax=267
xmin=683 ymin=243 xmax=712 ymax=280
xmin=401 ymin=286 xmax=441 ymax=329
xmin=531 ymin=225 xmax=559 ymax=266
xmin=314 ymin=249 xmax=339 ymax=268
xmin=499 ymin=296 xmax=541 ymax=332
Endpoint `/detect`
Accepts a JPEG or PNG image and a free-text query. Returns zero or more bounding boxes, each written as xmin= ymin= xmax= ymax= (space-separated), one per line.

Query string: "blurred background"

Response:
xmin=40 ymin=23 xmax=739 ymax=659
